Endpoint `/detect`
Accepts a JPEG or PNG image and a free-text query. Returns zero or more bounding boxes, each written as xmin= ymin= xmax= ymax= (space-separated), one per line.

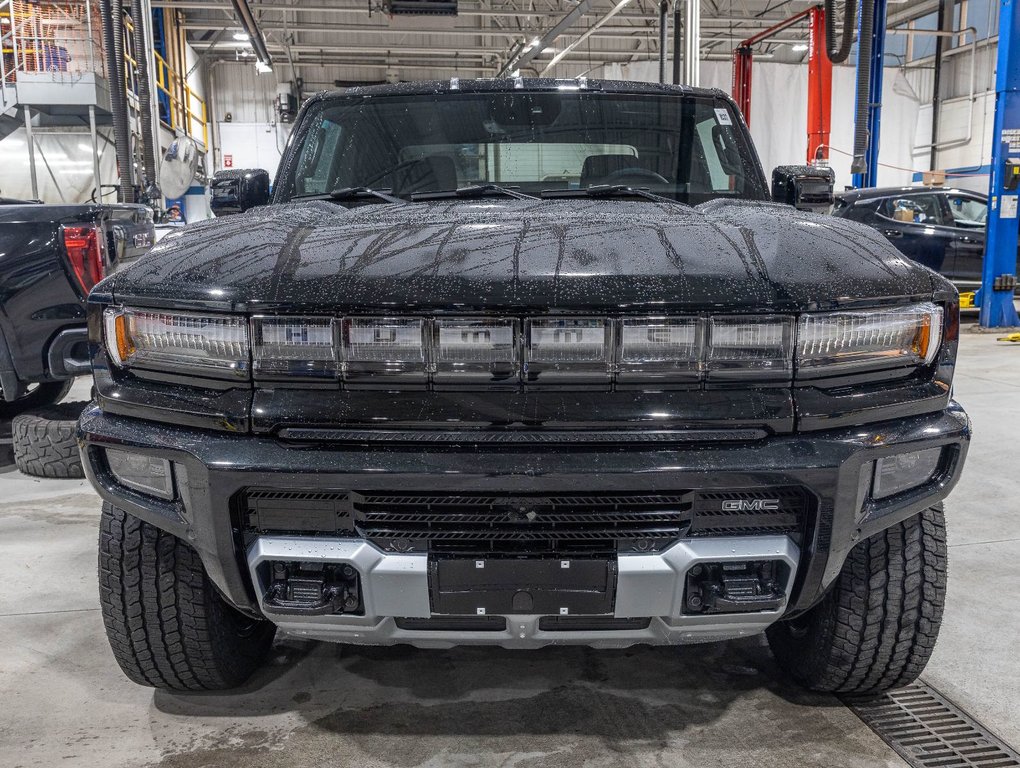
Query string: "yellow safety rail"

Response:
xmin=3 ymin=0 xmax=104 ymax=82
xmin=4 ymin=6 xmax=206 ymax=147
xmin=122 ymin=16 xmax=207 ymax=149
xmin=152 ymin=51 xmax=207 ymax=148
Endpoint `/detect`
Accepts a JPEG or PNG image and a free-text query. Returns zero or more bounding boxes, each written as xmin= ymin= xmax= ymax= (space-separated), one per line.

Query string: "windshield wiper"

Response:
xmin=291 ymin=187 xmax=404 ymax=204
xmin=541 ymin=185 xmax=680 ymax=204
xmin=411 ymin=184 xmax=538 ymax=201
xmin=331 ymin=186 xmax=405 ymax=203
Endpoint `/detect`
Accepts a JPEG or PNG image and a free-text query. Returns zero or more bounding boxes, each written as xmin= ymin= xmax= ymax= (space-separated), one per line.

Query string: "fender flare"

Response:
xmin=0 ymin=324 xmax=25 ymax=401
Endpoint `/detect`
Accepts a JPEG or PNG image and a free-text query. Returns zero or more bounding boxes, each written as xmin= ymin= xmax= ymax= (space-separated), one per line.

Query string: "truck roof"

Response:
xmin=319 ymin=77 xmax=730 ymax=102
xmin=836 ymin=186 xmax=985 ymax=202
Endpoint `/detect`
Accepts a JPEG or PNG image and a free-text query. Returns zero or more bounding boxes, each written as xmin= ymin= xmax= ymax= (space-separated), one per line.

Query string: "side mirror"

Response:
xmin=210 ymin=169 xmax=271 ymax=216
xmin=771 ymin=165 xmax=835 ymax=214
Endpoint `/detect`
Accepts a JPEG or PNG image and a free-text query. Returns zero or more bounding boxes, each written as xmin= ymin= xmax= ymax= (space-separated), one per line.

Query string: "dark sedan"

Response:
xmin=831 ymin=186 xmax=1011 ymax=290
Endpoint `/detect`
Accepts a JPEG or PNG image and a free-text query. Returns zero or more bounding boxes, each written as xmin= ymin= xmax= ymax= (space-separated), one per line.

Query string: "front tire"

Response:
xmin=98 ymin=503 xmax=275 ymax=691
xmin=767 ymin=506 xmax=947 ymax=695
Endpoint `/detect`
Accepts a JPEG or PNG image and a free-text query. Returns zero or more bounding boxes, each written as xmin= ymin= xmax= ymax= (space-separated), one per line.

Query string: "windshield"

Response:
xmin=277 ymin=90 xmax=769 ymax=204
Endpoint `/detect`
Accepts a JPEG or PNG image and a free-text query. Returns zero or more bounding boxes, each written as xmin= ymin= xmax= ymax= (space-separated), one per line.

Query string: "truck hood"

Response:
xmin=106 ymin=198 xmax=936 ymax=312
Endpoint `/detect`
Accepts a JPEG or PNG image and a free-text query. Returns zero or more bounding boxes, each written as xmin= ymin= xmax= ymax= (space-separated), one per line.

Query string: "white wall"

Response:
xmin=0 ymin=127 xmax=118 ymax=203
xmin=604 ymin=60 xmax=921 ymax=190
xmin=912 ymin=92 xmax=996 ymax=194
xmin=215 ymin=121 xmax=288 ymax=179
xmin=210 ymin=61 xmax=282 ymax=125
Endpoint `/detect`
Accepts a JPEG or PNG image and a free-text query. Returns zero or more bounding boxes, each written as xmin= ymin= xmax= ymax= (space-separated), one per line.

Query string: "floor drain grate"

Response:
xmin=844 ymin=681 xmax=1020 ymax=768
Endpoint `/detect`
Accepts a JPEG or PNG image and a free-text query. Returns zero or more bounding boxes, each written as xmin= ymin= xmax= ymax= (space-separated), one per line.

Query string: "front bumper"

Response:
xmin=79 ymin=403 xmax=970 ymax=645
xmin=245 ymin=535 xmax=800 ymax=648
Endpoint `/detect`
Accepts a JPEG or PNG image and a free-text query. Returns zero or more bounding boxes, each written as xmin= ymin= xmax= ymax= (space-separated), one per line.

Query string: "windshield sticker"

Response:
xmin=715 ymin=108 xmax=733 ymax=126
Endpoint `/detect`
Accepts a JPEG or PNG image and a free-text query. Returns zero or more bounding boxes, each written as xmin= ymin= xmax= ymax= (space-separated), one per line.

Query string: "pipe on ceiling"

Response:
xmin=498 ymin=0 xmax=595 ymax=77
xmin=229 ymin=0 xmax=273 ymax=68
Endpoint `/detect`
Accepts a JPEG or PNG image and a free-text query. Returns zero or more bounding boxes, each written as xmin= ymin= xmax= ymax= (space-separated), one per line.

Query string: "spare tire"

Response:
xmin=12 ymin=401 xmax=89 ymax=479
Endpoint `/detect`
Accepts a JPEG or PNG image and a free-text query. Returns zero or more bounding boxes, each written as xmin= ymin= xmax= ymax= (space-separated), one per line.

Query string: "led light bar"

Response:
xmin=253 ymin=316 xmax=336 ymax=377
xmin=343 ymin=317 xmax=426 ymax=381
xmin=104 ymin=308 xmax=250 ymax=376
xmin=102 ymin=306 xmax=946 ymax=385
xmin=618 ymin=318 xmax=700 ymax=381
xmin=707 ymin=317 xmax=794 ymax=380
xmin=798 ymin=303 xmax=943 ymax=374
xmin=526 ymin=318 xmax=609 ymax=382
xmin=433 ymin=318 xmax=518 ymax=381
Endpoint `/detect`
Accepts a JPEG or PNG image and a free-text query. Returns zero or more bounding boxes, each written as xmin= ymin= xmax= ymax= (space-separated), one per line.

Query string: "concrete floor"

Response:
xmin=1 ymin=330 xmax=1018 ymax=768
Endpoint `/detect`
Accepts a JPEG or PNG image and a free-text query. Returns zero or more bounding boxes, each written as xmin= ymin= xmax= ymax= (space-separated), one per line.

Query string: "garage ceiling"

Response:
xmin=158 ymin=0 xmax=940 ymax=84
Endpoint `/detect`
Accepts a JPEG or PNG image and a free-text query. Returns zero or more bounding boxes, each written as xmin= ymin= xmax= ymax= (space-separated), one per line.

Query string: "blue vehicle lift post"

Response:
xmin=851 ymin=0 xmax=888 ymax=189
xmin=979 ymin=0 xmax=1020 ymax=328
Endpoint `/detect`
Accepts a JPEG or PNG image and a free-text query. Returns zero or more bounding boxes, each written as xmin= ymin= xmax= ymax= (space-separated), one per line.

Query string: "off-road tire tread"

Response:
xmin=767 ymin=506 xmax=947 ymax=695
xmin=98 ymin=503 xmax=274 ymax=691
xmin=11 ymin=401 xmax=88 ymax=478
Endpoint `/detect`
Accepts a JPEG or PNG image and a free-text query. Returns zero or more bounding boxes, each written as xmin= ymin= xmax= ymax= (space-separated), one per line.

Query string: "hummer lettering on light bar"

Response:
xmin=102 ymin=305 xmax=945 ymax=385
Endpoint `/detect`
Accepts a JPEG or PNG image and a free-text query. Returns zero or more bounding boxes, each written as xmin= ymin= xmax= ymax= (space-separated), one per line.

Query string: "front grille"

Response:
xmin=537 ymin=616 xmax=651 ymax=631
xmin=353 ymin=491 xmax=693 ymax=554
xmin=394 ymin=616 xmax=507 ymax=632
xmin=241 ymin=487 xmax=810 ymax=555
xmin=689 ymin=488 xmax=809 ymax=537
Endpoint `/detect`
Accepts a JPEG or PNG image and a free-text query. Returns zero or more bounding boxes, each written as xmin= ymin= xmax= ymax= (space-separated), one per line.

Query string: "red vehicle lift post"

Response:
xmin=731 ymin=5 xmax=832 ymax=163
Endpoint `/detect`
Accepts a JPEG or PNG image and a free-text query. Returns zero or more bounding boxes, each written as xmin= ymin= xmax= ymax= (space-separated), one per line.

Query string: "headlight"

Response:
xmin=104 ymin=308 xmax=250 ymax=376
xmin=797 ymin=302 xmax=943 ymax=375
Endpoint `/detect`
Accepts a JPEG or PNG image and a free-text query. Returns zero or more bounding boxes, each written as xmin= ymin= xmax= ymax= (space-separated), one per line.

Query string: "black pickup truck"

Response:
xmin=0 ymin=199 xmax=153 ymax=416
xmin=81 ymin=79 xmax=968 ymax=695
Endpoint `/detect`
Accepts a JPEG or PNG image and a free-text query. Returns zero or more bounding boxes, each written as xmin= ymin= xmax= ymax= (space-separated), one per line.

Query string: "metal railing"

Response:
xmin=2 ymin=1 xmax=206 ymax=147
xmin=152 ymin=50 xmax=206 ymax=147
xmin=1 ymin=0 xmax=13 ymax=107
xmin=1 ymin=0 xmax=103 ymax=82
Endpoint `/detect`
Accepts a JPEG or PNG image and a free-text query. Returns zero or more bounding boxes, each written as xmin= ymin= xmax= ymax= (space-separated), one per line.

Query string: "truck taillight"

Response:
xmin=62 ymin=225 xmax=105 ymax=293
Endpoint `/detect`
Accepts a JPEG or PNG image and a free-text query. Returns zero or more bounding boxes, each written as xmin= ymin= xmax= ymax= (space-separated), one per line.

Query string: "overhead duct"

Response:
xmin=498 ymin=0 xmax=595 ymax=78
xmin=229 ymin=0 xmax=273 ymax=70
xmin=99 ymin=0 xmax=136 ymax=203
xmin=823 ymin=0 xmax=856 ymax=63
xmin=131 ymin=0 xmax=159 ymax=201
